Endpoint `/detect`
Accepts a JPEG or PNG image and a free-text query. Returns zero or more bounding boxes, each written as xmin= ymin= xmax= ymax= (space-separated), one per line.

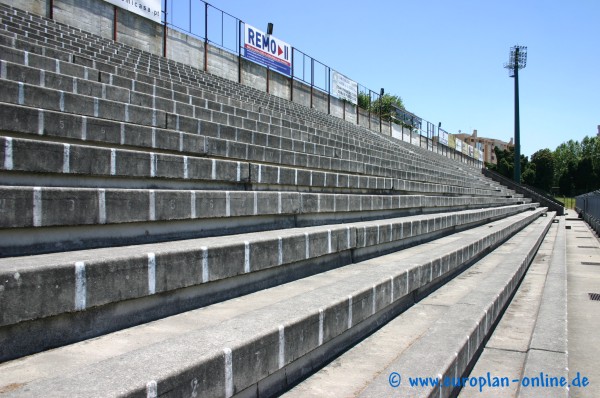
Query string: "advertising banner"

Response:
xmin=449 ymin=134 xmax=456 ymax=149
xmin=244 ymin=24 xmax=292 ymax=76
xmin=332 ymin=71 xmax=358 ymax=104
xmin=439 ymin=130 xmax=449 ymax=146
xmin=455 ymin=138 xmax=463 ymax=152
xmin=102 ymin=0 xmax=162 ymax=23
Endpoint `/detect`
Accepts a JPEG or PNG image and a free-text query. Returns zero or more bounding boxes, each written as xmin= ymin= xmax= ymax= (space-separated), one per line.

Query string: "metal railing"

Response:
xmin=483 ymin=169 xmax=564 ymax=216
xmin=576 ymin=190 xmax=600 ymax=234
xmin=161 ymin=0 xmax=483 ymax=167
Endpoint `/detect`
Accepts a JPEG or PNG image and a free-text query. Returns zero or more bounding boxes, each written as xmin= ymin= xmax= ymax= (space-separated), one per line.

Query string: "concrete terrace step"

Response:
xmin=0 ymin=61 xmax=485 ymax=188
xmin=0 ymin=78 xmax=483 ymax=191
xmin=0 ymin=181 xmax=531 ymax=256
xmin=0 ymin=15 xmax=485 ymax=180
xmin=0 ymin=204 xmax=537 ymax=360
xmin=285 ymin=211 xmax=554 ymax=398
xmin=0 ymin=134 xmax=512 ymax=198
xmin=458 ymin=217 xmax=568 ymax=398
xmin=0 ymin=208 xmax=547 ymax=397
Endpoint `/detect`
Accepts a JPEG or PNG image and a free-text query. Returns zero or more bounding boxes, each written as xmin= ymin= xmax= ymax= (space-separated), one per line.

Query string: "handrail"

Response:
xmin=482 ymin=169 xmax=564 ymax=216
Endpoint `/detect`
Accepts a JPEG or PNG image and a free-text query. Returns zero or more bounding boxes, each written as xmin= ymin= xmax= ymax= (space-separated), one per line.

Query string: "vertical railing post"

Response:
xmin=310 ymin=58 xmax=314 ymax=109
xmin=368 ymin=90 xmax=371 ymax=130
xmin=238 ymin=20 xmax=242 ymax=84
xmin=290 ymin=48 xmax=294 ymax=102
xmin=162 ymin=0 xmax=168 ymax=57
xmin=327 ymin=67 xmax=331 ymax=115
xmin=113 ymin=5 xmax=118 ymax=42
xmin=204 ymin=2 xmax=208 ymax=71
xmin=356 ymin=86 xmax=359 ymax=125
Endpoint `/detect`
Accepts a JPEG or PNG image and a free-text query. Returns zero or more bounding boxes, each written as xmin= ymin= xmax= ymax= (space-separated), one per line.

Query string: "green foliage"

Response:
xmin=357 ymin=92 xmax=371 ymax=110
xmin=553 ymin=135 xmax=600 ymax=196
xmin=357 ymin=92 xmax=405 ymax=123
xmin=488 ymin=135 xmax=600 ymax=196
xmin=530 ymin=148 xmax=554 ymax=191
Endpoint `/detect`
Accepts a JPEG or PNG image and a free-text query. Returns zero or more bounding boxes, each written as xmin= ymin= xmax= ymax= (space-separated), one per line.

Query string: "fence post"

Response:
xmin=310 ymin=58 xmax=314 ymax=109
xmin=290 ymin=49 xmax=294 ymax=102
xmin=162 ymin=0 xmax=167 ymax=57
xmin=238 ymin=20 xmax=242 ymax=84
xmin=204 ymin=2 xmax=208 ymax=71
xmin=113 ymin=5 xmax=118 ymax=42
xmin=356 ymin=86 xmax=359 ymax=125
xmin=327 ymin=67 xmax=331 ymax=115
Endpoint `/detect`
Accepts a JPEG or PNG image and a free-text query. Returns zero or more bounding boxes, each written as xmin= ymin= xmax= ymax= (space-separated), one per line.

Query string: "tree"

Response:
xmin=357 ymin=92 xmax=371 ymax=110
xmin=530 ymin=149 xmax=554 ymax=192
xmin=522 ymin=163 xmax=536 ymax=186
xmin=357 ymin=92 xmax=405 ymax=120
xmin=371 ymin=94 xmax=405 ymax=122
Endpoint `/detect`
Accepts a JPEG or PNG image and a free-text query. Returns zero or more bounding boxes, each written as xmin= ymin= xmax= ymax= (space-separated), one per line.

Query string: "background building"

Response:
xmin=454 ymin=130 xmax=513 ymax=165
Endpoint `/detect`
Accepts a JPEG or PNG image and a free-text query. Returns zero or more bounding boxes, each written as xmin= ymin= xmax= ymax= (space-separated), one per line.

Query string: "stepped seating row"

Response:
xmin=0 ymin=5 xmax=497 ymax=185
xmin=0 ymin=3 xmax=549 ymax=398
xmin=0 ymin=108 xmax=508 ymax=197
xmin=459 ymin=218 xmax=568 ymax=398
xmin=0 ymin=54 xmax=502 ymax=194
xmin=0 ymin=48 xmax=493 ymax=191
xmin=0 ymin=203 xmax=537 ymax=361
xmin=286 ymin=211 xmax=555 ymax=398
xmin=0 ymin=208 xmax=549 ymax=397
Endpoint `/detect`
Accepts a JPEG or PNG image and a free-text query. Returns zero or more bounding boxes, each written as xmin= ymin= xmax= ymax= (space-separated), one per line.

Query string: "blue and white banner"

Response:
xmin=244 ymin=24 xmax=291 ymax=76
xmin=102 ymin=0 xmax=162 ymax=23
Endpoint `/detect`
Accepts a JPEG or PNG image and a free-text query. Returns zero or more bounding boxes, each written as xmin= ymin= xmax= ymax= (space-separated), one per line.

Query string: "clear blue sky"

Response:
xmin=172 ymin=0 xmax=599 ymax=157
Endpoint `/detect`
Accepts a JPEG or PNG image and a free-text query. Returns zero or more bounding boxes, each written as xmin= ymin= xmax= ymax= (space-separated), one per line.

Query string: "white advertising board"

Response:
xmin=102 ymin=0 xmax=162 ymax=23
xmin=332 ymin=71 xmax=358 ymax=104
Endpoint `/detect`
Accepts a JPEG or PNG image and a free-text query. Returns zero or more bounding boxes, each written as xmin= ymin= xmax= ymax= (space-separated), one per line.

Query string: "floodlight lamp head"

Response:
xmin=504 ymin=45 xmax=527 ymax=77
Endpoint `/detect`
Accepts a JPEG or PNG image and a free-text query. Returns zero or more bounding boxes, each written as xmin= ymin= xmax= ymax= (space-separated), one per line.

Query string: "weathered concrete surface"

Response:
xmin=0 ymin=210 xmax=547 ymax=397
xmin=284 ymin=214 xmax=553 ymax=398
xmin=459 ymin=220 xmax=560 ymax=398
xmin=566 ymin=210 xmax=600 ymax=398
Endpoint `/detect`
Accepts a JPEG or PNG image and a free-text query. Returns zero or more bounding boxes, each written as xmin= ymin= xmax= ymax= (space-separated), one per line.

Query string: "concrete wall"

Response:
xmin=55 ymin=0 xmax=113 ymax=41
xmin=117 ymin=5 xmax=163 ymax=55
xmin=4 ymin=0 xmax=48 ymax=16
xmin=167 ymin=29 xmax=204 ymax=67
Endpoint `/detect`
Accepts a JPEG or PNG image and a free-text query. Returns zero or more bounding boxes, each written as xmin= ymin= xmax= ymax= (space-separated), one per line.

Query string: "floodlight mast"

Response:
xmin=504 ymin=45 xmax=527 ymax=183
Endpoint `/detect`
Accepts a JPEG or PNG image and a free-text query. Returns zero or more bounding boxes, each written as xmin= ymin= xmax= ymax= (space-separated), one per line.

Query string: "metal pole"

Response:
xmin=204 ymin=2 xmax=208 ymax=71
xmin=162 ymin=0 xmax=167 ymax=57
xmin=368 ymin=91 xmax=371 ymax=130
xmin=113 ymin=6 xmax=118 ymax=42
xmin=290 ymin=49 xmax=294 ymax=102
xmin=310 ymin=58 xmax=314 ymax=109
xmin=513 ymin=47 xmax=521 ymax=183
xmin=327 ymin=67 xmax=331 ymax=115
xmin=238 ymin=20 xmax=242 ymax=84
xmin=379 ymin=93 xmax=382 ymax=133
xmin=49 ymin=0 xmax=53 ymax=19
xmin=356 ymin=85 xmax=359 ymax=125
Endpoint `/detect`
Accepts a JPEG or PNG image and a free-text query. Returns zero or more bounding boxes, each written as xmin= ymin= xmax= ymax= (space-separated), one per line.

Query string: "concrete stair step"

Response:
xmin=458 ymin=217 xmax=567 ymax=398
xmin=0 ymin=134 xmax=510 ymax=197
xmin=0 ymin=208 xmax=547 ymax=397
xmin=0 ymin=18 xmax=482 ymax=179
xmin=284 ymin=211 xmax=554 ymax=398
xmin=1 ymin=204 xmax=537 ymax=360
